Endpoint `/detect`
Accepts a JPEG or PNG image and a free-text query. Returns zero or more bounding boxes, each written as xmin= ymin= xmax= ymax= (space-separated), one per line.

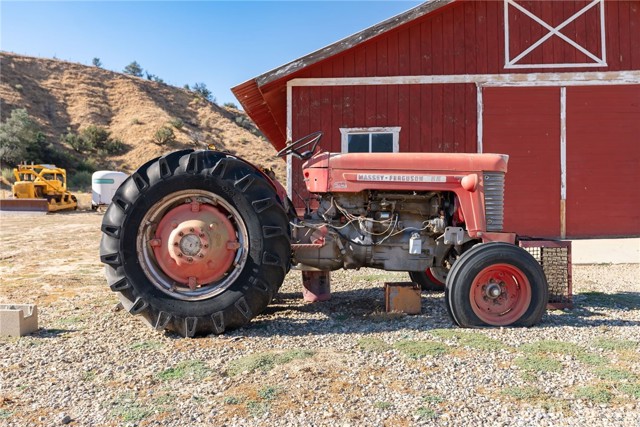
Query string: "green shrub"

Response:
xmin=153 ymin=126 xmax=176 ymax=145
xmin=61 ymin=131 xmax=92 ymax=153
xmin=192 ymin=82 xmax=214 ymax=101
xmin=169 ymin=117 xmax=184 ymax=130
xmin=14 ymin=84 xmax=23 ymax=91
xmin=81 ymin=125 xmax=110 ymax=149
xmin=68 ymin=170 xmax=92 ymax=191
xmin=92 ymin=57 xmax=102 ymax=67
xmin=0 ymin=108 xmax=48 ymax=165
xmin=47 ymin=146 xmax=82 ymax=171
xmin=223 ymin=102 xmax=239 ymax=109
xmin=75 ymin=157 xmax=99 ymax=173
xmin=104 ymin=138 xmax=127 ymax=155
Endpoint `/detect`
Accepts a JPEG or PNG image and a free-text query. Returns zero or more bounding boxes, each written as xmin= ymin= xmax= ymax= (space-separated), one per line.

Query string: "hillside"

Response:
xmin=0 ymin=52 xmax=284 ymax=179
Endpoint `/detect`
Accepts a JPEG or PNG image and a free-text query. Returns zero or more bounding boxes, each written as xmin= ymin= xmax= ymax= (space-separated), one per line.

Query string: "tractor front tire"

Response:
xmin=445 ymin=242 xmax=548 ymax=328
xmin=99 ymin=150 xmax=290 ymax=337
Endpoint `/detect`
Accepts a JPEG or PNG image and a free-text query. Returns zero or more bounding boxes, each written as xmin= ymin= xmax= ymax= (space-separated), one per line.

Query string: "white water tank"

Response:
xmin=92 ymin=171 xmax=128 ymax=210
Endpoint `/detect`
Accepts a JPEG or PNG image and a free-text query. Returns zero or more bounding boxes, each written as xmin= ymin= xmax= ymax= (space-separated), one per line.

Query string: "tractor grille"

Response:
xmin=483 ymin=172 xmax=505 ymax=232
xmin=520 ymin=240 xmax=573 ymax=309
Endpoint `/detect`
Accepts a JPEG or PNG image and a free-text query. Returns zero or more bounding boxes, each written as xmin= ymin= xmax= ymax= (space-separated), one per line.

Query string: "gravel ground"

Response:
xmin=1 ymin=212 xmax=639 ymax=427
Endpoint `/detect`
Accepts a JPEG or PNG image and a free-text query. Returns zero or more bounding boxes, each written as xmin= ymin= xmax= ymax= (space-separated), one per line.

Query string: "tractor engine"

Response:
xmin=292 ymin=191 xmax=461 ymax=272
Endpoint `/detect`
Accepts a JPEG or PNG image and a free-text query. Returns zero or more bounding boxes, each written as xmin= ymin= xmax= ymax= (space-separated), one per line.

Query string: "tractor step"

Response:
xmin=0 ymin=198 xmax=49 ymax=213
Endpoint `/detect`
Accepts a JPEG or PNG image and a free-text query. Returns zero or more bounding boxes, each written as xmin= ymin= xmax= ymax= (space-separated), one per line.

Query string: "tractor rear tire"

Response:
xmin=444 ymin=242 xmax=548 ymax=328
xmin=409 ymin=269 xmax=445 ymax=292
xmin=99 ymin=150 xmax=291 ymax=337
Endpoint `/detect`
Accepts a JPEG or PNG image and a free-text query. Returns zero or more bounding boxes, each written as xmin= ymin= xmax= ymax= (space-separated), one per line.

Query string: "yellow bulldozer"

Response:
xmin=0 ymin=164 xmax=77 ymax=212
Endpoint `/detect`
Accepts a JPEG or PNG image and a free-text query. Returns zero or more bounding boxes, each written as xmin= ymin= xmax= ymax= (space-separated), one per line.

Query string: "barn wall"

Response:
xmin=566 ymin=85 xmax=640 ymax=237
xmin=279 ymin=0 xmax=640 ymax=237
xmin=291 ymin=84 xmax=477 ymax=153
xmin=274 ymin=1 xmax=639 ymax=83
xmin=265 ymin=0 xmax=640 ymax=151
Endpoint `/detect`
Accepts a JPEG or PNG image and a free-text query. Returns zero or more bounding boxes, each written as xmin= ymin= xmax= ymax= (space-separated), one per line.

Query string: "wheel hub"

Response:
xmin=485 ymin=282 xmax=503 ymax=299
xmin=178 ymin=233 xmax=202 ymax=257
xmin=151 ymin=201 xmax=239 ymax=287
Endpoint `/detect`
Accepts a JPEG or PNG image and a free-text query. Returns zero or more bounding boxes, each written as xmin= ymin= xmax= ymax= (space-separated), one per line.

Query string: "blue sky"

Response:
xmin=1 ymin=1 xmax=421 ymax=105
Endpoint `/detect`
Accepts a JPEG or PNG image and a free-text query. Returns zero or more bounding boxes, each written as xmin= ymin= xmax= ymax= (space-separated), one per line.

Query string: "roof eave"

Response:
xmin=253 ymin=0 xmax=455 ymax=87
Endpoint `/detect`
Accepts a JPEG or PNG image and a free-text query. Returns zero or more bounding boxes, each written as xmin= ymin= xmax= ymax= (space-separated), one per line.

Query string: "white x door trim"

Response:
xmin=504 ymin=0 xmax=607 ymax=69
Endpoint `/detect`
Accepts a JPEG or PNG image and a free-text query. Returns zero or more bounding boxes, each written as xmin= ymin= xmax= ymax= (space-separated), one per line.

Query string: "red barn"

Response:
xmin=232 ymin=0 xmax=640 ymax=239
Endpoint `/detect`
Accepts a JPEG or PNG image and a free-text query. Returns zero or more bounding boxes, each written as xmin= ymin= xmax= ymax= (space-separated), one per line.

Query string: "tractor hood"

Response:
xmin=304 ymin=152 xmax=509 ymax=173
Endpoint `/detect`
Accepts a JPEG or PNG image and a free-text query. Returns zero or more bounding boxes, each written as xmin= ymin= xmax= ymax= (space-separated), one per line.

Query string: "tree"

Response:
xmin=192 ymin=82 xmax=213 ymax=102
xmin=123 ymin=61 xmax=143 ymax=77
xmin=0 ymin=109 xmax=47 ymax=165
xmin=92 ymin=57 xmax=102 ymax=67
xmin=145 ymin=72 xmax=164 ymax=84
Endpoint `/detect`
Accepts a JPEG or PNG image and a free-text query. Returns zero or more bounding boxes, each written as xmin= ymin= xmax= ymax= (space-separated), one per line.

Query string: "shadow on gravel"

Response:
xmin=244 ymin=290 xmax=640 ymax=336
xmin=34 ymin=328 xmax=78 ymax=338
xmin=540 ymin=291 xmax=640 ymax=328
xmin=246 ymin=288 xmax=457 ymax=336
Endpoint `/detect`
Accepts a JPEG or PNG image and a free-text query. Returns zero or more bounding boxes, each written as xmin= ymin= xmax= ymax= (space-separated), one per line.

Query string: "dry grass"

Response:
xmin=0 ymin=52 xmax=285 ymax=181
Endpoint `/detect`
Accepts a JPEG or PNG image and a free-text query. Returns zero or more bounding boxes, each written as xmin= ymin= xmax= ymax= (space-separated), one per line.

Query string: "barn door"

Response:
xmin=483 ymin=87 xmax=561 ymax=238
xmin=566 ymin=85 xmax=640 ymax=237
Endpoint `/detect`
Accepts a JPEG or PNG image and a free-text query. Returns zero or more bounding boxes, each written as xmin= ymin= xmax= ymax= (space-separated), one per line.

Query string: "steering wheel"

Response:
xmin=276 ymin=131 xmax=323 ymax=160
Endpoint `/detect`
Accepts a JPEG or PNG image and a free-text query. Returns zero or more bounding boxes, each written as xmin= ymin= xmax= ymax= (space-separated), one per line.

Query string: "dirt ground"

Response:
xmin=0 ymin=209 xmax=639 ymax=426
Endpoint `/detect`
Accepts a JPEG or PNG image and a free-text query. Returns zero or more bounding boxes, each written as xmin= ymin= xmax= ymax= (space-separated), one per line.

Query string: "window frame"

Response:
xmin=339 ymin=127 xmax=401 ymax=153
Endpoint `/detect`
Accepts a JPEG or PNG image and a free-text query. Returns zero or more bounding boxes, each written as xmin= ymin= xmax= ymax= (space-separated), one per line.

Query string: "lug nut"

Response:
xmin=173 ymin=242 xmax=179 ymax=246
xmin=179 ymin=232 xmax=184 ymax=237
xmin=187 ymin=257 xmax=193 ymax=263
xmin=190 ymin=227 xmax=195 ymax=232
xmin=177 ymin=253 xmax=183 ymax=257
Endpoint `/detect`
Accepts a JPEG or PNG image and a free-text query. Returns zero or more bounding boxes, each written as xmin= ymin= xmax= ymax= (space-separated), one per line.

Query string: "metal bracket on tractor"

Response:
xmin=100 ymin=132 xmax=552 ymax=337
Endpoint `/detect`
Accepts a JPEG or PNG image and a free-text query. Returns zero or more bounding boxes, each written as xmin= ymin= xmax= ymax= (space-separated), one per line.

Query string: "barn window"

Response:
xmin=340 ymin=127 xmax=400 ymax=153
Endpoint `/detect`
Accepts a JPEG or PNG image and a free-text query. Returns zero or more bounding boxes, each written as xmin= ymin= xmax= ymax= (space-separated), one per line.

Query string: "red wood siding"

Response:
xmin=292 ymin=84 xmax=477 ymax=153
xmin=566 ymin=85 xmax=640 ymax=237
xmin=260 ymin=1 xmax=640 ymax=151
xmin=483 ymin=87 xmax=561 ymax=238
xmin=289 ymin=1 xmax=639 ymax=79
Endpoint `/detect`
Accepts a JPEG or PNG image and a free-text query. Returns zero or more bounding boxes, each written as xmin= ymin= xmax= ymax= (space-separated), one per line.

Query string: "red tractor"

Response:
xmin=100 ymin=132 xmax=548 ymax=337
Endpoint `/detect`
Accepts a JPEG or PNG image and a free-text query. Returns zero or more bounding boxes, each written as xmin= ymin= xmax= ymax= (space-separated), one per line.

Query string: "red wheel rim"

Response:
xmin=469 ymin=263 xmax=531 ymax=326
xmin=152 ymin=201 xmax=238 ymax=286
xmin=137 ymin=190 xmax=249 ymax=301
